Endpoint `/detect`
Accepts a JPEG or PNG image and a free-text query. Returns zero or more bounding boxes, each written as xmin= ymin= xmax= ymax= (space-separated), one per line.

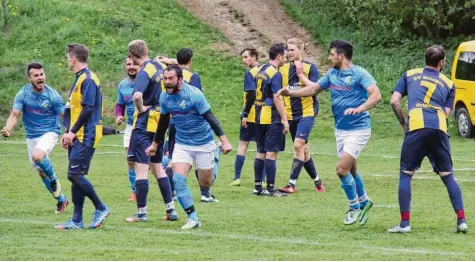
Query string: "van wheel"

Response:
xmin=456 ymin=107 xmax=474 ymax=138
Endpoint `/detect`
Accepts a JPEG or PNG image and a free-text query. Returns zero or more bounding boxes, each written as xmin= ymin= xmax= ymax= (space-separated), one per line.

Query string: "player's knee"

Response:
xmin=438 ymin=171 xmax=452 ymax=177
xmin=31 ymin=151 xmax=45 ymax=163
xmin=336 ymin=165 xmax=350 ymax=177
xmin=266 ymin=152 xmax=277 ymax=160
xmin=293 ymin=143 xmax=305 ymax=154
xmin=127 ymin=160 xmax=135 ymax=170
xmin=172 ymin=174 xmax=187 ymax=195
xmin=256 ymin=153 xmax=265 ymax=160
xmin=199 ymin=178 xmax=212 ymax=187
xmin=238 ymin=141 xmax=248 ymax=155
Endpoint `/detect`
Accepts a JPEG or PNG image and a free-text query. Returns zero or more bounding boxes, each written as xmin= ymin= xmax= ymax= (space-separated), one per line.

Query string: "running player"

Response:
xmin=1 ymin=62 xmax=68 ymax=213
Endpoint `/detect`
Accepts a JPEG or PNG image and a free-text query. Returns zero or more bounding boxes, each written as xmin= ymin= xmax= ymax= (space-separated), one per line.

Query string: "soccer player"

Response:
xmin=160 ymin=48 xmax=220 ymax=202
xmin=253 ymin=43 xmax=290 ymax=197
xmin=55 ymin=43 xmax=110 ymax=230
xmin=279 ymin=40 xmax=382 ymax=225
xmin=278 ymin=38 xmax=325 ymax=193
xmin=229 ymin=47 xmax=263 ymax=186
xmin=116 ymin=57 xmax=139 ymax=201
xmin=124 ymin=40 xmax=177 ymax=223
xmin=1 ymin=62 xmax=68 ymax=213
xmin=388 ymin=45 xmax=468 ymax=233
xmin=146 ymin=65 xmax=233 ymax=229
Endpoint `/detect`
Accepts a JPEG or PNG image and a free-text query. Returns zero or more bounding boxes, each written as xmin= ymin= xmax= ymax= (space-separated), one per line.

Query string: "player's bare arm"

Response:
xmin=390 ymin=91 xmax=406 ymax=131
xmin=344 ymin=84 xmax=382 ymax=115
xmin=273 ymin=94 xmax=289 ymax=135
xmin=202 ymin=110 xmax=232 ymax=154
xmin=132 ymin=91 xmax=150 ymax=114
xmin=1 ymin=109 xmax=21 ymax=137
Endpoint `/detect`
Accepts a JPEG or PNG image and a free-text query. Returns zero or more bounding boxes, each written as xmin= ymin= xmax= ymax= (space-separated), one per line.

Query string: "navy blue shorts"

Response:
xmin=127 ymin=129 xmax=163 ymax=164
xmin=289 ymin=117 xmax=315 ymax=142
xmin=239 ymin=121 xmax=257 ymax=142
xmin=256 ymin=123 xmax=285 ymax=153
xmin=68 ymin=139 xmax=96 ymax=175
xmin=400 ymin=128 xmax=453 ymax=173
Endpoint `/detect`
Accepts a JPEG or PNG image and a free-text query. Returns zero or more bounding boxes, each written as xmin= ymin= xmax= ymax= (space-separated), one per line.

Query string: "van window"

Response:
xmin=455 ymin=52 xmax=475 ymax=81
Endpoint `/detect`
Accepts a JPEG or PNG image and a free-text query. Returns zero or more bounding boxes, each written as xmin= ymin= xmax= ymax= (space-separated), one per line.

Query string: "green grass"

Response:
xmin=0 ymin=134 xmax=474 ymax=260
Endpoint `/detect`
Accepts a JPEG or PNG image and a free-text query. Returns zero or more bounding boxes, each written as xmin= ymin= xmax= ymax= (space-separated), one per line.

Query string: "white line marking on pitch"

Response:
xmin=0 ymin=217 xmax=469 ymax=257
xmin=1 ymin=140 xmax=474 ymax=162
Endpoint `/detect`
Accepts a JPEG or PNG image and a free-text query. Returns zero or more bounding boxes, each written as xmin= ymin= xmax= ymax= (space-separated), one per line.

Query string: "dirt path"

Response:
xmin=178 ymin=0 xmax=328 ymax=70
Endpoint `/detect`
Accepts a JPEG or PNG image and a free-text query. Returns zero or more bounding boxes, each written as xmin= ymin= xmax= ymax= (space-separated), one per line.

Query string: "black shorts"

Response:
xmin=239 ymin=122 xmax=257 ymax=142
xmin=127 ymin=129 xmax=163 ymax=164
xmin=68 ymin=139 xmax=96 ymax=175
xmin=289 ymin=116 xmax=315 ymax=142
xmin=400 ymin=128 xmax=453 ymax=173
xmin=256 ymin=123 xmax=285 ymax=153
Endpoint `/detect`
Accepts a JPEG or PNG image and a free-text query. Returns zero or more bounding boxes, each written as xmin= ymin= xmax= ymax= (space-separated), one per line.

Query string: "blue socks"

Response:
xmin=135 ymin=179 xmax=149 ymax=211
xmin=71 ymin=184 xmax=85 ymax=223
xmin=289 ymin=158 xmax=304 ymax=185
xmin=353 ymin=173 xmax=369 ymax=208
xmin=36 ymin=158 xmax=57 ymax=181
xmin=303 ymin=157 xmax=320 ymax=180
xmin=254 ymin=158 xmax=265 ymax=191
xmin=157 ymin=177 xmax=174 ymax=213
xmin=128 ymin=168 xmax=136 ymax=193
xmin=165 ymin=167 xmax=174 ymax=193
xmin=264 ymin=159 xmax=276 ymax=191
xmin=441 ymin=173 xmax=466 ymax=225
xmin=398 ymin=171 xmax=412 ymax=227
xmin=200 ymin=186 xmax=211 ymax=198
xmin=173 ymin=174 xmax=198 ymax=221
xmin=340 ymin=174 xmax=359 ymax=210
xmin=41 ymin=177 xmax=53 ymax=194
xmin=234 ymin=155 xmax=246 ymax=180
xmin=213 ymin=146 xmax=221 ymax=182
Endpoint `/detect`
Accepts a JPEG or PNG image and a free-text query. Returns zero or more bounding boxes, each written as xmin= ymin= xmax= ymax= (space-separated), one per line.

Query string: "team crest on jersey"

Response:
xmin=344 ymin=76 xmax=352 ymax=85
xmin=41 ymin=100 xmax=49 ymax=108
xmin=180 ymin=100 xmax=187 ymax=109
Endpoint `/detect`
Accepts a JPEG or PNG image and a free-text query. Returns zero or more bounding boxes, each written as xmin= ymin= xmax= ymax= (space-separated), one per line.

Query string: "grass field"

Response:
xmin=0 ymin=134 xmax=474 ymax=261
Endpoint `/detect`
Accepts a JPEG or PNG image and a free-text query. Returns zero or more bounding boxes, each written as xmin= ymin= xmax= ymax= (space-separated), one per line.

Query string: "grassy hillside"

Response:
xmin=281 ymin=0 xmax=474 ymax=138
xmin=0 ymin=0 xmax=243 ymax=136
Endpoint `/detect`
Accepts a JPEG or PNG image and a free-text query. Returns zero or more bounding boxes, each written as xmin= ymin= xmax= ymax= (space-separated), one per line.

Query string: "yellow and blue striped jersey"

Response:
xmin=243 ymin=64 xmax=261 ymax=123
xmin=393 ymin=67 xmax=455 ymax=133
xmin=182 ymin=68 xmax=202 ymax=91
xmin=254 ymin=63 xmax=283 ymax=125
xmin=64 ymin=68 xmax=103 ymax=148
xmin=133 ymin=60 xmax=166 ymax=133
xmin=280 ymin=61 xmax=319 ymax=120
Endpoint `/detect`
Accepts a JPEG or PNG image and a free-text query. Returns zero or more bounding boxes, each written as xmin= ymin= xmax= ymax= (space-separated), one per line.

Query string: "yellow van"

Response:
xmin=452 ymin=40 xmax=475 ymax=138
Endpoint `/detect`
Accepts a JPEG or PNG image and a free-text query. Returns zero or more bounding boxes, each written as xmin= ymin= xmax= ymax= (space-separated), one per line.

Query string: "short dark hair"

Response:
xmin=425 ymin=45 xmax=446 ymax=67
xmin=67 ymin=43 xmax=89 ymax=63
xmin=27 ymin=62 xmax=43 ymax=76
xmin=269 ymin=43 xmax=287 ymax=60
xmin=176 ymin=48 xmax=193 ymax=65
xmin=240 ymin=47 xmax=259 ymax=59
xmin=329 ymin=40 xmax=353 ymax=60
xmin=165 ymin=64 xmax=183 ymax=79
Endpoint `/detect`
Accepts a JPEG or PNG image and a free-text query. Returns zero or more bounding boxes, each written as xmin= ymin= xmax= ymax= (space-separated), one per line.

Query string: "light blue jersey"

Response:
xmin=318 ymin=65 xmax=377 ymax=130
xmin=160 ymin=82 xmax=213 ymax=146
xmin=13 ymin=84 xmax=64 ymax=139
xmin=116 ymin=77 xmax=135 ymax=125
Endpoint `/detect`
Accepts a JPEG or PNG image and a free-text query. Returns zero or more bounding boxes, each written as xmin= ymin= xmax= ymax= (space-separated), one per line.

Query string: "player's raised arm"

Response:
xmin=280 ymin=60 xmax=323 ymax=97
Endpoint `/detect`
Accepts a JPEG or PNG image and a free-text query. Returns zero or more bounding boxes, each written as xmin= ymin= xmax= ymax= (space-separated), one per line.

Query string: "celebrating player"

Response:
xmin=1 ymin=62 xmax=68 ymax=214
xmin=146 ymin=65 xmax=232 ymax=229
